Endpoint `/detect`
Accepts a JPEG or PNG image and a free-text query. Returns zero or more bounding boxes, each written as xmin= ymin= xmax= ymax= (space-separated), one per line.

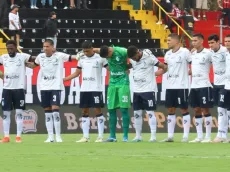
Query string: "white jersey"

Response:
xmin=164 ymin=47 xmax=190 ymax=89
xmin=77 ymin=53 xmax=108 ymax=92
xmin=130 ymin=49 xmax=159 ymax=93
xmin=211 ymin=46 xmax=227 ymax=86
xmin=35 ymin=52 xmax=70 ymax=90
xmin=0 ymin=53 xmax=31 ymax=89
xmin=191 ymin=48 xmax=212 ymax=88
xmin=9 ymin=12 xmax=20 ymax=30
xmin=225 ymin=51 xmax=230 ymax=90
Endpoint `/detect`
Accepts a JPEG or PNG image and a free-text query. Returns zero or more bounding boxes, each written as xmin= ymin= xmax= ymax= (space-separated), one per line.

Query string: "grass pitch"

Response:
xmin=0 ymin=133 xmax=229 ymax=172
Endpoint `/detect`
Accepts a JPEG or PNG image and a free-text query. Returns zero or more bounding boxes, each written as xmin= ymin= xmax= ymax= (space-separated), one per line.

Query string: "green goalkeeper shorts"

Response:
xmin=107 ymin=85 xmax=131 ymax=110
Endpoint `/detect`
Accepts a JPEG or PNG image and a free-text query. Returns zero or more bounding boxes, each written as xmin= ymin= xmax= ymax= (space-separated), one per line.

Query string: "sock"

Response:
xmin=96 ymin=114 xmax=104 ymax=138
xmin=182 ymin=112 xmax=191 ymax=139
xmin=3 ymin=111 xmax=11 ymax=137
xmin=167 ymin=114 xmax=176 ymax=138
xmin=217 ymin=107 xmax=226 ymax=138
xmin=134 ymin=110 xmax=143 ymax=139
xmin=204 ymin=114 xmax=212 ymax=139
xmin=108 ymin=109 xmax=117 ymax=138
xmin=45 ymin=110 xmax=54 ymax=139
xmin=120 ymin=108 xmax=130 ymax=138
xmin=227 ymin=110 xmax=230 ymax=137
xmin=53 ymin=110 xmax=61 ymax=137
xmin=16 ymin=109 xmax=24 ymax=137
xmin=146 ymin=111 xmax=157 ymax=140
xmin=195 ymin=115 xmax=203 ymax=139
xmin=82 ymin=115 xmax=90 ymax=138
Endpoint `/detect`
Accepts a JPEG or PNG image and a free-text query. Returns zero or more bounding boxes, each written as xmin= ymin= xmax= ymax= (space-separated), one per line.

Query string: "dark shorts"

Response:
xmin=184 ymin=0 xmax=196 ymax=9
xmin=218 ymin=89 xmax=230 ymax=109
xmin=165 ymin=89 xmax=189 ymax=109
xmin=133 ymin=92 xmax=156 ymax=111
xmin=80 ymin=92 xmax=104 ymax=108
xmin=213 ymin=85 xmax=225 ymax=105
xmin=40 ymin=90 xmax=61 ymax=108
xmin=9 ymin=30 xmax=20 ymax=37
xmin=189 ymin=87 xmax=213 ymax=108
xmin=1 ymin=89 xmax=25 ymax=111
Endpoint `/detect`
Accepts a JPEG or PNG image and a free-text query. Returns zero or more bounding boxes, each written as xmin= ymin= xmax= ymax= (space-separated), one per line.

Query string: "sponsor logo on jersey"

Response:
xmin=192 ymin=74 xmax=202 ymax=77
xmin=83 ymin=77 xmax=95 ymax=81
xmin=110 ymin=71 xmax=125 ymax=76
xmin=168 ymin=74 xmax=179 ymax=78
xmin=134 ymin=78 xmax=146 ymax=83
xmin=5 ymin=74 xmax=19 ymax=79
xmin=214 ymin=71 xmax=225 ymax=75
xmin=44 ymin=76 xmax=56 ymax=80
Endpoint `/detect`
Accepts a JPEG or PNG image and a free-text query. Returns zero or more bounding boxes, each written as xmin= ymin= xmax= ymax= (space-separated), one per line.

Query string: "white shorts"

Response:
xmin=196 ymin=0 xmax=208 ymax=10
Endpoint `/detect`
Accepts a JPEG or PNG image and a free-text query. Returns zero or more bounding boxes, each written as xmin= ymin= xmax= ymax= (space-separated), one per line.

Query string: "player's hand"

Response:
xmin=0 ymin=70 xmax=4 ymax=79
xmin=76 ymin=50 xmax=84 ymax=60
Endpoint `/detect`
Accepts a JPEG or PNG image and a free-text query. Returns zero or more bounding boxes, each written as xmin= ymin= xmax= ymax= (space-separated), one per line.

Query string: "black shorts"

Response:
xmin=213 ymin=85 xmax=225 ymax=105
xmin=40 ymin=90 xmax=61 ymax=108
xmin=133 ymin=92 xmax=156 ymax=111
xmin=189 ymin=87 xmax=213 ymax=108
xmin=80 ymin=92 xmax=104 ymax=108
xmin=165 ymin=89 xmax=189 ymax=109
xmin=184 ymin=0 xmax=196 ymax=9
xmin=1 ymin=89 xmax=25 ymax=111
xmin=9 ymin=30 xmax=20 ymax=37
xmin=218 ymin=89 xmax=230 ymax=109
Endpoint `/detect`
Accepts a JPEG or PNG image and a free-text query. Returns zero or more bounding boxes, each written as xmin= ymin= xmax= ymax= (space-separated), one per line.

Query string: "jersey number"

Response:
xmin=94 ymin=96 xmax=100 ymax=104
xmin=122 ymin=96 xmax=128 ymax=103
xmin=148 ymin=100 xmax=154 ymax=107
xmin=178 ymin=98 xmax=181 ymax=105
xmin=202 ymin=97 xmax=206 ymax=104
xmin=20 ymin=100 xmax=24 ymax=107
xmin=53 ymin=95 xmax=56 ymax=102
xmin=220 ymin=95 xmax=224 ymax=102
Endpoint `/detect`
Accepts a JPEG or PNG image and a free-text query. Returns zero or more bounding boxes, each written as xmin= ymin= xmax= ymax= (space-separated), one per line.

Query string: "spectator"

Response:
xmin=44 ymin=11 xmax=58 ymax=48
xmin=165 ymin=3 xmax=181 ymax=31
xmin=76 ymin=0 xmax=88 ymax=9
xmin=70 ymin=0 xmax=76 ymax=9
xmin=184 ymin=0 xmax=198 ymax=21
xmin=30 ymin=0 xmax=38 ymax=9
xmin=156 ymin=0 xmax=172 ymax=24
xmin=0 ymin=0 xmax=8 ymax=29
xmin=196 ymin=0 xmax=208 ymax=20
xmin=42 ymin=0 xmax=52 ymax=8
xmin=9 ymin=4 xmax=23 ymax=49
xmin=218 ymin=0 xmax=230 ymax=26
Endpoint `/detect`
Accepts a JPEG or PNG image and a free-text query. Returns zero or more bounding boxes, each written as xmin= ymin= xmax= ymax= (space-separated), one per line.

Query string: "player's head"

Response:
xmin=81 ymin=41 xmax=94 ymax=57
xmin=192 ymin=33 xmax=204 ymax=49
xmin=49 ymin=11 xmax=57 ymax=19
xmin=100 ymin=45 xmax=113 ymax=58
xmin=208 ymin=34 xmax=220 ymax=51
xmin=224 ymin=34 xmax=230 ymax=49
xmin=167 ymin=33 xmax=180 ymax=49
xmin=11 ymin=4 xmax=20 ymax=13
xmin=6 ymin=40 xmax=17 ymax=57
xmin=127 ymin=45 xmax=141 ymax=62
xmin=43 ymin=39 xmax=54 ymax=55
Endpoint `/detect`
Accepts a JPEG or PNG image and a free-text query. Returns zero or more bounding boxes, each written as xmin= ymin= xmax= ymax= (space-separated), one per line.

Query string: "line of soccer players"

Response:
xmin=0 ymin=32 xmax=230 ymax=143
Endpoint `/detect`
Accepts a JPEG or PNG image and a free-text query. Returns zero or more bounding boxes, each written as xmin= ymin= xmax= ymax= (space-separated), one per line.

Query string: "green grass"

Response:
xmin=0 ymin=133 xmax=230 ymax=172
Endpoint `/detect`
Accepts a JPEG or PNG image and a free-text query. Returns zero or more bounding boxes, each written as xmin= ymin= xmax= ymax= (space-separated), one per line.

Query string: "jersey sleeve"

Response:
xmin=22 ymin=53 xmax=32 ymax=62
xmin=35 ymin=55 xmax=40 ymax=65
xmin=9 ymin=13 xmax=13 ymax=21
xmin=101 ymin=58 xmax=108 ymax=67
xmin=59 ymin=52 xmax=71 ymax=62
xmin=185 ymin=49 xmax=192 ymax=63
xmin=150 ymin=55 xmax=159 ymax=66
xmin=77 ymin=59 xmax=82 ymax=69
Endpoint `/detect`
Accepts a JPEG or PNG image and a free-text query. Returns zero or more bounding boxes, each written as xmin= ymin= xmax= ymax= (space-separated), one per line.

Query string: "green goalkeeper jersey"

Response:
xmin=108 ymin=46 xmax=129 ymax=85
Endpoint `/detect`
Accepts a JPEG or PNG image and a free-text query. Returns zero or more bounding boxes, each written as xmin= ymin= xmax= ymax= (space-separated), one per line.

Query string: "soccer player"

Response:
xmin=127 ymin=46 xmax=167 ymax=142
xmin=157 ymin=33 xmax=192 ymax=143
xmin=27 ymin=39 xmax=74 ymax=142
xmin=97 ymin=45 xmax=130 ymax=142
xmin=0 ymin=40 xmax=33 ymax=143
xmin=207 ymin=34 xmax=228 ymax=142
xmin=189 ymin=33 xmax=214 ymax=143
xmin=64 ymin=41 xmax=108 ymax=142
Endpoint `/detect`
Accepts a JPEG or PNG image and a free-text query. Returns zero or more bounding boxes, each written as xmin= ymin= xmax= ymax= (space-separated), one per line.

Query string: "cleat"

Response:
xmin=149 ymin=139 xmax=157 ymax=142
xmin=212 ymin=137 xmax=224 ymax=143
xmin=103 ymin=137 xmax=117 ymax=142
xmin=95 ymin=137 xmax=103 ymax=143
xmin=0 ymin=137 xmax=10 ymax=143
xmin=189 ymin=138 xmax=203 ymax=143
xmin=15 ymin=137 xmax=22 ymax=143
xmin=131 ymin=137 xmax=142 ymax=142
xmin=56 ymin=136 xmax=63 ymax=143
xmin=44 ymin=137 xmax=54 ymax=143
xmin=76 ymin=137 xmax=89 ymax=143
xmin=181 ymin=137 xmax=189 ymax=143
xmin=122 ymin=137 xmax=128 ymax=142
xmin=160 ymin=137 xmax=174 ymax=142
xmin=201 ymin=138 xmax=212 ymax=143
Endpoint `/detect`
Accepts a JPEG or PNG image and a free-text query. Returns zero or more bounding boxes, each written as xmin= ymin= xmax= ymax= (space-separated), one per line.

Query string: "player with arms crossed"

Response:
xmin=189 ymin=33 xmax=213 ymax=143
xmin=64 ymin=41 xmax=108 ymax=142
xmin=0 ymin=40 xmax=33 ymax=143
xmin=127 ymin=46 xmax=167 ymax=142
xmin=159 ymin=33 xmax=192 ymax=143
xmin=207 ymin=34 xmax=228 ymax=142
xmin=27 ymin=39 xmax=75 ymax=142
xmin=97 ymin=45 xmax=130 ymax=142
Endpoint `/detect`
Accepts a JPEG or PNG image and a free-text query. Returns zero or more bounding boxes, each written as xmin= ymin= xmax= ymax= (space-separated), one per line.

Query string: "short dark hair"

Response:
xmin=225 ymin=34 xmax=230 ymax=38
xmin=127 ymin=45 xmax=138 ymax=58
xmin=168 ymin=33 xmax=180 ymax=41
xmin=81 ymin=41 xmax=93 ymax=49
xmin=6 ymin=40 xmax=17 ymax=47
xmin=193 ymin=33 xmax=204 ymax=40
xmin=208 ymin=34 xmax=219 ymax=42
xmin=100 ymin=45 xmax=109 ymax=58
xmin=44 ymin=39 xmax=54 ymax=46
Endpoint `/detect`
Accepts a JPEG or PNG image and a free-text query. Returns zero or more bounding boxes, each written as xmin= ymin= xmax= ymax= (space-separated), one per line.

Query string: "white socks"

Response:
xmin=45 ymin=111 xmax=54 ymax=139
xmin=53 ymin=111 xmax=61 ymax=137
xmin=3 ymin=111 xmax=11 ymax=137
xmin=16 ymin=109 xmax=23 ymax=137
xmin=217 ymin=107 xmax=227 ymax=138
xmin=204 ymin=114 xmax=212 ymax=139
xmin=195 ymin=115 xmax=203 ymax=139
xmin=182 ymin=113 xmax=191 ymax=139
xmin=167 ymin=114 xmax=176 ymax=138
xmin=134 ymin=110 xmax=143 ymax=139
xmin=82 ymin=116 xmax=90 ymax=138
xmin=96 ymin=114 xmax=104 ymax=138
xmin=147 ymin=111 xmax=157 ymax=140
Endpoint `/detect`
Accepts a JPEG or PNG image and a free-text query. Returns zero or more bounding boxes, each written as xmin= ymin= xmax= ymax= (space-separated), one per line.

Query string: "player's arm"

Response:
xmin=93 ymin=48 xmax=100 ymax=54
xmin=127 ymin=63 xmax=132 ymax=69
xmin=63 ymin=68 xmax=81 ymax=81
xmin=155 ymin=62 xmax=167 ymax=76
xmin=25 ymin=55 xmax=39 ymax=69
